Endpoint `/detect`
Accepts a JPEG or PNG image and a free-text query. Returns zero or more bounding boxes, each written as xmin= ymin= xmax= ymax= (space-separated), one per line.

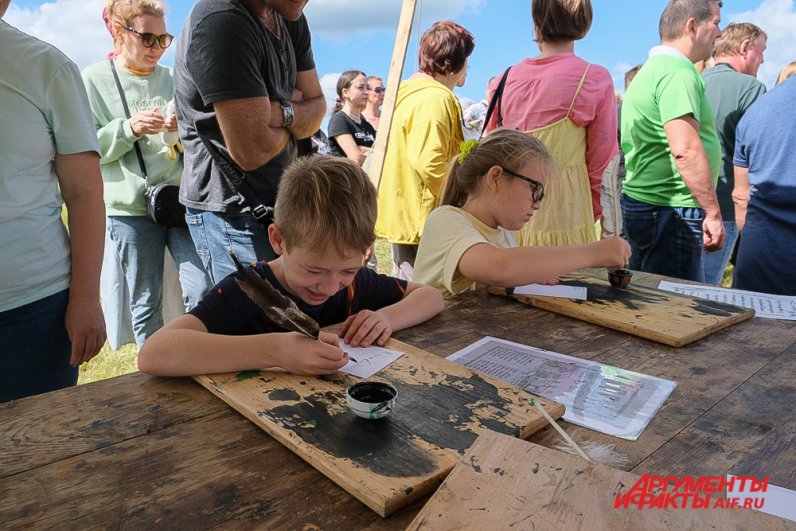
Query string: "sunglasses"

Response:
xmin=125 ymin=26 xmax=174 ymax=49
xmin=501 ymin=167 xmax=545 ymax=203
xmin=371 ymin=86 xmax=385 ymax=94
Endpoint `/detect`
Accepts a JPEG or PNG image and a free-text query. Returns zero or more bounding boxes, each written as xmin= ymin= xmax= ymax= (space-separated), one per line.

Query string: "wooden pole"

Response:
xmin=366 ymin=0 xmax=417 ymax=189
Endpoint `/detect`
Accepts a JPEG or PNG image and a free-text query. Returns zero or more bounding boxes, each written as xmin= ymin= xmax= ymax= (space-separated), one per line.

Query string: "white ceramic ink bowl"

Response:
xmin=346 ymin=381 xmax=397 ymax=420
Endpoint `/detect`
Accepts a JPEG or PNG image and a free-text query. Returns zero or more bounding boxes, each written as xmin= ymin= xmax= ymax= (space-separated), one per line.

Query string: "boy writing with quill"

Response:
xmin=138 ymin=157 xmax=444 ymax=376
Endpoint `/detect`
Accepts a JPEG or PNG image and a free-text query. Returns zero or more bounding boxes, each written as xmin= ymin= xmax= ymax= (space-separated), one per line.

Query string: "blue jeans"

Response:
xmin=107 ymin=216 xmax=211 ymax=348
xmin=702 ymin=221 xmax=739 ymax=285
xmin=621 ymin=195 xmax=705 ymax=282
xmin=186 ymin=208 xmax=277 ymax=284
xmin=0 ymin=290 xmax=76 ymax=402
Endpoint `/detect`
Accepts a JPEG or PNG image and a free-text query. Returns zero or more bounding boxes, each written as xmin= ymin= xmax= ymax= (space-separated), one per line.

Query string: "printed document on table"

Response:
xmin=338 ymin=339 xmax=403 ymax=378
xmin=513 ymin=283 xmax=587 ymax=300
xmin=447 ymin=336 xmax=676 ymax=440
xmin=657 ymin=280 xmax=796 ymax=320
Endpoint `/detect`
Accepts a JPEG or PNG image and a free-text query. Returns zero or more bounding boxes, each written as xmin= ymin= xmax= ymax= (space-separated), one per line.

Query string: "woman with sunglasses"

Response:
xmin=82 ymin=0 xmax=210 ymax=349
xmin=327 ymin=70 xmax=376 ymax=166
xmin=413 ymin=129 xmax=630 ymax=296
xmin=362 ymin=76 xmax=385 ymax=131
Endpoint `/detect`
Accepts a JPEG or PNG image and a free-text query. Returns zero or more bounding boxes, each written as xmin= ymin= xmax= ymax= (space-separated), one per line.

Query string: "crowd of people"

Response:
xmin=2 ymin=0 xmax=795 ymax=403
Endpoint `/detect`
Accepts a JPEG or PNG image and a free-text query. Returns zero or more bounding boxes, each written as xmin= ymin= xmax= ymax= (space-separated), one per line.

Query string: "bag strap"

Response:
xmin=196 ymin=134 xmax=274 ymax=224
xmin=566 ymin=63 xmax=591 ymax=118
xmin=480 ymin=66 xmax=511 ymax=139
xmin=109 ymin=59 xmax=149 ymax=186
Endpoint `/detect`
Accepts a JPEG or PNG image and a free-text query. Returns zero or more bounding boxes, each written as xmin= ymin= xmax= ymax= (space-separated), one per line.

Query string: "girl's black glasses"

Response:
xmin=501 ymin=167 xmax=545 ymax=203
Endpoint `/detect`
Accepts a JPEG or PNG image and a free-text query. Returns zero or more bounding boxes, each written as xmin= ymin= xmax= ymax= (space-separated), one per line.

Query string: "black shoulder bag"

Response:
xmin=109 ymin=59 xmax=187 ymax=228
xmin=479 ymin=66 xmax=512 ymax=138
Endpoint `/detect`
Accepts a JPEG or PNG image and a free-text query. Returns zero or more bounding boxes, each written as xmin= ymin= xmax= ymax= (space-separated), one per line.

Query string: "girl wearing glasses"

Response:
xmin=327 ymin=70 xmax=376 ymax=167
xmin=413 ymin=129 xmax=630 ymax=296
xmin=81 ymin=0 xmax=210 ymax=349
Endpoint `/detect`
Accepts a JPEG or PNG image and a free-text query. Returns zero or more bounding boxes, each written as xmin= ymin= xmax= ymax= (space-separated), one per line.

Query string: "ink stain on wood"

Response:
xmin=562 ymin=279 xmax=739 ymax=317
xmin=235 ymin=370 xmax=260 ymax=382
xmin=193 ymin=338 xmax=563 ymax=517
xmin=266 ymin=397 xmax=438 ymax=478
xmin=267 ymin=388 xmax=301 ymax=402
xmin=262 ymin=372 xmax=524 ymax=478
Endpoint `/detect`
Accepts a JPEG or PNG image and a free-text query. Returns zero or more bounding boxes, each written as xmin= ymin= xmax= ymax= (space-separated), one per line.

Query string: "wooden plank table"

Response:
xmin=2 ymin=270 xmax=795 ymax=528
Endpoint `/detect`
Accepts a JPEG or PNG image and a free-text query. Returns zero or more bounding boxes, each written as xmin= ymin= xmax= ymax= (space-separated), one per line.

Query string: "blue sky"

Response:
xmin=6 ymin=0 xmax=796 ymax=113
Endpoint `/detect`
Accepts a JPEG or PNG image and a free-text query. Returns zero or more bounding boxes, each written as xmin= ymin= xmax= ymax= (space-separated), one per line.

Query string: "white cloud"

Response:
xmin=5 ymin=0 xmax=112 ymax=69
xmin=727 ymin=0 xmax=796 ymax=87
xmin=320 ymin=71 xmax=341 ymax=111
xmin=4 ymin=0 xmax=176 ymax=69
xmin=305 ymin=0 xmax=486 ymax=41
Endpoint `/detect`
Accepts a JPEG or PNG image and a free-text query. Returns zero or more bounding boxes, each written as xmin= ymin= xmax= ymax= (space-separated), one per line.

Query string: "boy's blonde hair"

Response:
xmin=275 ymin=156 xmax=377 ymax=256
xmin=441 ymin=129 xmax=556 ymax=207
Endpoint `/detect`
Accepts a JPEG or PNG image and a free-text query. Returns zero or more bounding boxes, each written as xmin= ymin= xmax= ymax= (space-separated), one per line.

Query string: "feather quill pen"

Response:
xmin=231 ymin=253 xmax=319 ymax=339
xmin=600 ymin=153 xmax=623 ymax=238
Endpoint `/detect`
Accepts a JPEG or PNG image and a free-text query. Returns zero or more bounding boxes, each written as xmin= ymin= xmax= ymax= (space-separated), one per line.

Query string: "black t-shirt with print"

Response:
xmin=327 ymin=111 xmax=376 ymax=158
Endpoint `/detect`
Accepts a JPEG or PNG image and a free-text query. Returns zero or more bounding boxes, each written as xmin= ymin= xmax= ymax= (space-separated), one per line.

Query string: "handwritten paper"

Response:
xmin=338 ymin=340 xmax=404 ymax=378
xmin=658 ymin=281 xmax=796 ymax=320
xmin=513 ymin=283 xmax=587 ymax=300
xmin=447 ymin=337 xmax=676 ymax=440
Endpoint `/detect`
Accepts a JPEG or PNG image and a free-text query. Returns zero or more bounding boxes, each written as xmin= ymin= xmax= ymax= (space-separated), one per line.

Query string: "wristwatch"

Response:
xmin=281 ymin=103 xmax=295 ymax=128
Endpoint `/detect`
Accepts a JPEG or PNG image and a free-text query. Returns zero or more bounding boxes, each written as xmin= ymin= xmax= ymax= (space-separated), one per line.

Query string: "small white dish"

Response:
xmin=346 ymin=381 xmax=397 ymax=420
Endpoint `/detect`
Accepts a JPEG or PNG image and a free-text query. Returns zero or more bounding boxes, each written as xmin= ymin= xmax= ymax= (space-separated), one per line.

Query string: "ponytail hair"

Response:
xmin=440 ymin=129 xmax=555 ymax=207
xmin=332 ymin=70 xmax=366 ymax=115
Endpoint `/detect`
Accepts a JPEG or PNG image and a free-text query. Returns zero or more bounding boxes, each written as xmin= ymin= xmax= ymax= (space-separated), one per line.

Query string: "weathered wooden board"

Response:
xmin=193 ymin=339 xmax=564 ymax=517
xmin=489 ymin=272 xmax=755 ymax=347
xmin=408 ymin=430 xmax=793 ymax=530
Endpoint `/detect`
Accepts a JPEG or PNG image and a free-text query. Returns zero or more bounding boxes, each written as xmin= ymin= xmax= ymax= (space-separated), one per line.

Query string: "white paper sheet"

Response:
xmin=513 ymin=283 xmax=588 ymax=300
xmin=657 ymin=281 xmax=796 ymax=320
xmin=727 ymin=475 xmax=796 ymax=522
xmin=338 ymin=339 xmax=403 ymax=378
xmin=447 ymin=336 xmax=676 ymax=440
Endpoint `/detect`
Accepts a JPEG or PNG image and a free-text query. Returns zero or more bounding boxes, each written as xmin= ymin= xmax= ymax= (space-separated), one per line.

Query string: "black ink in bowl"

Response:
xmin=608 ymin=268 xmax=633 ymax=288
xmin=346 ymin=381 xmax=397 ymax=420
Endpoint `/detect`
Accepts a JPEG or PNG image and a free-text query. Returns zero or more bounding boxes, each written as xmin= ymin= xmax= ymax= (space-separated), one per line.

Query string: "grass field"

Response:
xmin=79 ymin=241 xmax=735 ymax=385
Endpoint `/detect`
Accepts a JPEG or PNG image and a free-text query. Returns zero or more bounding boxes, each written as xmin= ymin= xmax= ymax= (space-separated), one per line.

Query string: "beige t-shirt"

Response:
xmin=413 ymin=206 xmax=516 ymax=296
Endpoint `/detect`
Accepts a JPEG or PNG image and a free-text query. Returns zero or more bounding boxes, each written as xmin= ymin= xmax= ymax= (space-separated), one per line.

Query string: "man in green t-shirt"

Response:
xmin=620 ymin=0 xmax=725 ymax=282
xmin=701 ymin=23 xmax=767 ymax=284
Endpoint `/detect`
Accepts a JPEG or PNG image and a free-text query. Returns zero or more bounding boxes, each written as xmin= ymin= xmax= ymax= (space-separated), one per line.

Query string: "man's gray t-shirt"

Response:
xmin=702 ymin=63 xmax=766 ymax=219
xmin=174 ymin=0 xmax=315 ymax=213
